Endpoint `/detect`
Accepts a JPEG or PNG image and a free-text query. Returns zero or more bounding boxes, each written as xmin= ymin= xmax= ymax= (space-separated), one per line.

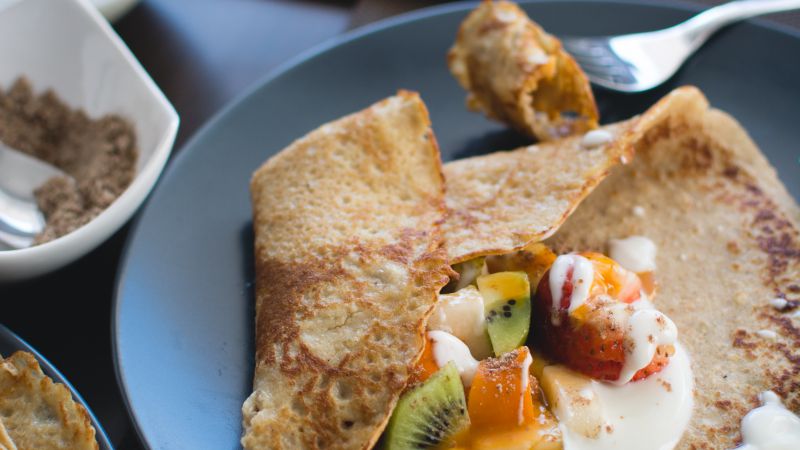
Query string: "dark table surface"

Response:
xmin=1 ymin=0 xmax=798 ymax=448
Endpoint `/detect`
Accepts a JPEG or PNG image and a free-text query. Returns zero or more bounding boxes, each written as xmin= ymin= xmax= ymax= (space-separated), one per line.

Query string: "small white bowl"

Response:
xmin=92 ymin=0 xmax=140 ymax=22
xmin=0 ymin=0 xmax=179 ymax=282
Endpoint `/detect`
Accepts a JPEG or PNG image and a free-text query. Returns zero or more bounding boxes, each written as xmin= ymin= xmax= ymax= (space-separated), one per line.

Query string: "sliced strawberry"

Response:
xmin=630 ymin=344 xmax=674 ymax=381
xmin=532 ymin=254 xmax=670 ymax=383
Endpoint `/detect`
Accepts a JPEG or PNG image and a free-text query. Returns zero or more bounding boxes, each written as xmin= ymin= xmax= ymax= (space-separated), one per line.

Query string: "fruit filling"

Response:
xmin=533 ymin=251 xmax=677 ymax=383
xmin=388 ymin=244 xmax=683 ymax=448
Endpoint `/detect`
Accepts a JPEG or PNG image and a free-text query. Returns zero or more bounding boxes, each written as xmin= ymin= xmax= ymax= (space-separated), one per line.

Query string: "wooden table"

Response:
xmin=1 ymin=1 xmax=797 ymax=448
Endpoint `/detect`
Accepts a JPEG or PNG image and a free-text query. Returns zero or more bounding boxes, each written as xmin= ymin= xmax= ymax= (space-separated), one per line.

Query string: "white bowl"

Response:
xmin=92 ymin=0 xmax=140 ymax=22
xmin=0 ymin=0 xmax=179 ymax=282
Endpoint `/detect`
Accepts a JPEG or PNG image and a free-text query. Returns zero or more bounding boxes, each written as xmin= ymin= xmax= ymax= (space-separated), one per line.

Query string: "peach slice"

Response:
xmin=446 ymin=347 xmax=562 ymax=449
xmin=468 ymin=347 xmax=536 ymax=428
xmin=409 ymin=335 xmax=439 ymax=385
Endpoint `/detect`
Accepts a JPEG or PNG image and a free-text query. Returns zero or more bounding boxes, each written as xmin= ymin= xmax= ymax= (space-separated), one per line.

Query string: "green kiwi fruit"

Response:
xmin=477 ymin=271 xmax=532 ymax=356
xmin=382 ymin=362 xmax=469 ymax=449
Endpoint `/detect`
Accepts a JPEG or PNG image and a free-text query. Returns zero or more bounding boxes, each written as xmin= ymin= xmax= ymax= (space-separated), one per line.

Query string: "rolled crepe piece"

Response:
xmin=242 ymin=92 xmax=451 ymax=449
xmin=0 ymin=351 xmax=98 ymax=450
xmin=442 ymin=85 xmax=696 ymax=264
xmin=448 ymin=0 xmax=598 ymax=141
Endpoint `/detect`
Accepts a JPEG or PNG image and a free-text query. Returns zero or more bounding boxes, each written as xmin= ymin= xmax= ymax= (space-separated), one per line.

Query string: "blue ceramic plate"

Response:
xmin=114 ymin=1 xmax=800 ymax=448
xmin=0 ymin=324 xmax=114 ymax=450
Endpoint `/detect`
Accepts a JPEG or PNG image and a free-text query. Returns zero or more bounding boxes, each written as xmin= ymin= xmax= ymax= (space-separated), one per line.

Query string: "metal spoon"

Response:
xmin=0 ymin=142 xmax=69 ymax=249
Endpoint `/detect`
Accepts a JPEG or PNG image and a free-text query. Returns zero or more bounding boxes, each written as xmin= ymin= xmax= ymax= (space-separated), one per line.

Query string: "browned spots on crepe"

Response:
xmin=543 ymin=87 xmax=800 ymax=448
xmin=242 ymin=92 xmax=450 ymax=449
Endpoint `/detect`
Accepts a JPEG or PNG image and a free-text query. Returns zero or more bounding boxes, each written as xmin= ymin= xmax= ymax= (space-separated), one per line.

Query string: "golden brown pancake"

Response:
xmin=448 ymin=0 xmax=598 ymax=141
xmin=0 ymin=351 xmax=98 ymax=450
xmin=242 ymin=91 xmax=451 ymax=449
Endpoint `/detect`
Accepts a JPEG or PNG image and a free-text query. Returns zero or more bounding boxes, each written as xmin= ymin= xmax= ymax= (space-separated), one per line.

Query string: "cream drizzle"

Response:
xmin=519 ymin=350 xmax=533 ymax=425
xmin=549 ymin=254 xmax=595 ymax=323
xmin=428 ymin=330 xmax=479 ymax=387
xmin=608 ymin=236 xmax=657 ymax=273
xmin=737 ymin=391 xmax=800 ymax=450
xmin=581 ymin=129 xmax=613 ymax=149
xmin=559 ymin=344 xmax=694 ymax=450
xmin=769 ymin=298 xmax=788 ymax=310
xmin=616 ymin=305 xmax=678 ymax=384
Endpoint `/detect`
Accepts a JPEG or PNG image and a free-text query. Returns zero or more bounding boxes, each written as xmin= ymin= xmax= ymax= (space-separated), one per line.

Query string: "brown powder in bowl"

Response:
xmin=0 ymin=77 xmax=138 ymax=245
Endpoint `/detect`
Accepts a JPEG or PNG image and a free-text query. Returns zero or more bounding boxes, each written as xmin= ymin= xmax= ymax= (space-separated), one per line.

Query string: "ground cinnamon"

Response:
xmin=0 ymin=77 xmax=138 ymax=245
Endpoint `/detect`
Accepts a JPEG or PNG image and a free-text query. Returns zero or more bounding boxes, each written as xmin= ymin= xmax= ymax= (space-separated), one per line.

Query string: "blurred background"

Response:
xmin=1 ymin=0 xmax=798 ymax=448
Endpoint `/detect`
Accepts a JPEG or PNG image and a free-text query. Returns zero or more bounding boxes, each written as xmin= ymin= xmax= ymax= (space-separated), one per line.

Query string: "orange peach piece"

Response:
xmin=409 ymin=335 xmax=438 ymax=385
xmin=468 ymin=347 xmax=536 ymax=430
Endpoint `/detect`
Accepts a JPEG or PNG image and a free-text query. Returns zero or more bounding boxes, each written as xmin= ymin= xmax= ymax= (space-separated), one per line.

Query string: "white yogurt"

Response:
xmin=428 ymin=286 xmax=493 ymax=360
xmin=616 ymin=306 xmax=678 ymax=384
xmin=737 ymin=391 xmax=800 ymax=450
xmin=756 ymin=329 xmax=778 ymax=340
xmin=608 ymin=236 xmax=657 ymax=273
xmin=428 ymin=330 xmax=479 ymax=387
xmin=549 ymin=254 xmax=595 ymax=322
xmin=581 ymin=129 xmax=614 ymax=149
xmin=519 ymin=350 xmax=533 ymax=424
xmin=770 ymin=298 xmax=788 ymax=310
xmin=559 ymin=344 xmax=694 ymax=450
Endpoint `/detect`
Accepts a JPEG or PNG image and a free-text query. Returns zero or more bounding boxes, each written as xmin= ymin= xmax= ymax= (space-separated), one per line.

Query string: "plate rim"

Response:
xmin=111 ymin=1 xmax=800 ymax=448
xmin=0 ymin=324 xmax=115 ymax=450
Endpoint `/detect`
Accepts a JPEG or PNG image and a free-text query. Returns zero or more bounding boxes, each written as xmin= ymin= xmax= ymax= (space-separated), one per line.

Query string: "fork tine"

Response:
xmin=569 ymin=53 xmax=618 ymax=74
xmin=571 ymin=56 xmax=637 ymax=87
xmin=573 ymin=56 xmax=629 ymax=75
xmin=561 ymin=38 xmax=613 ymax=58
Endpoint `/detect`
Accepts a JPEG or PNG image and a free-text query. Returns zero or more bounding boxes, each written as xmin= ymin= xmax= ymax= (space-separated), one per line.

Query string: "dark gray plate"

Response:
xmin=0 ymin=324 xmax=114 ymax=450
xmin=113 ymin=1 xmax=800 ymax=448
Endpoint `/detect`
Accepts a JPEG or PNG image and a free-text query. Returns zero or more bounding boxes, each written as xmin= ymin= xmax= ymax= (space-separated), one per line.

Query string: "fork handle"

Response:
xmin=674 ymin=0 xmax=800 ymax=49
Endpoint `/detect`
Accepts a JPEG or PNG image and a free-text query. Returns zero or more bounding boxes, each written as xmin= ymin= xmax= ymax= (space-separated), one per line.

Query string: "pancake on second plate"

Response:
xmin=0 ymin=351 xmax=98 ymax=450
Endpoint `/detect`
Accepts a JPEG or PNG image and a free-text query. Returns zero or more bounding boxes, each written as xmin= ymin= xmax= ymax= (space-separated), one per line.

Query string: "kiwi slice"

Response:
xmin=477 ymin=271 xmax=532 ymax=356
xmin=383 ymin=362 xmax=469 ymax=449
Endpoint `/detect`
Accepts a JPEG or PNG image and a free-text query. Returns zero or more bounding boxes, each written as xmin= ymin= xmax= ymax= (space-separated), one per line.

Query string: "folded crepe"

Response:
xmin=443 ymin=85 xmax=690 ymax=264
xmin=445 ymin=86 xmax=800 ymax=447
xmin=448 ymin=0 xmax=598 ymax=141
xmin=0 ymin=351 xmax=98 ymax=450
xmin=245 ymin=84 xmax=799 ymax=448
xmin=243 ymin=92 xmax=451 ymax=449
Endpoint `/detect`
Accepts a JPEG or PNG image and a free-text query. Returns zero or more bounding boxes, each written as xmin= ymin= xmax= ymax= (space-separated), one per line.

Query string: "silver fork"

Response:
xmin=561 ymin=0 xmax=800 ymax=93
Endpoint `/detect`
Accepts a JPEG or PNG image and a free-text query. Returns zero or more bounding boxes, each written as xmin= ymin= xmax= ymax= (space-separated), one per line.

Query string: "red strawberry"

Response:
xmin=532 ymin=253 xmax=672 ymax=383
